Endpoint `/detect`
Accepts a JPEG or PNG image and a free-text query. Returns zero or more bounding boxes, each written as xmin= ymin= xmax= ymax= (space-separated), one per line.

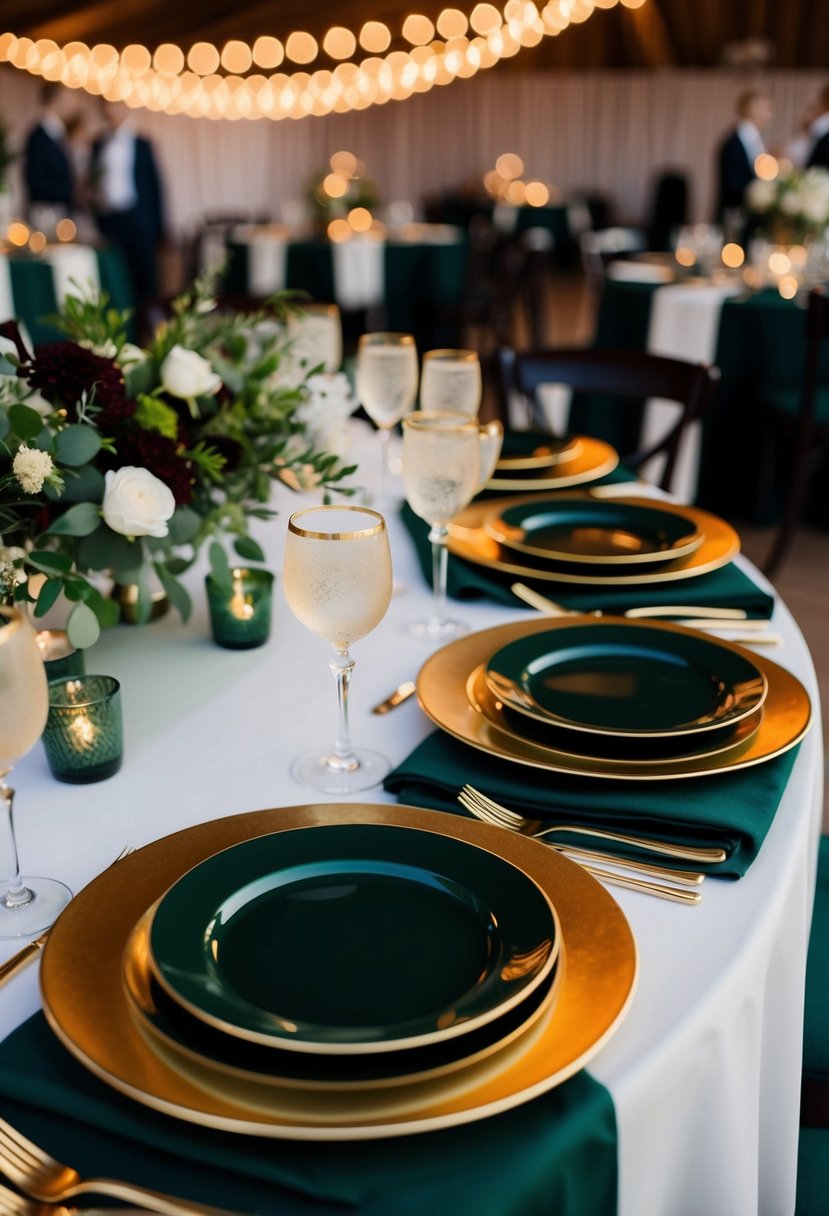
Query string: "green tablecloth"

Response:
xmin=0 ymin=1013 xmax=617 ymax=1216
xmin=6 ymin=248 xmax=134 ymax=346
xmin=401 ymin=502 xmax=775 ymax=618
xmin=225 ymin=239 xmax=469 ymax=349
xmin=384 ymin=731 xmax=799 ymax=879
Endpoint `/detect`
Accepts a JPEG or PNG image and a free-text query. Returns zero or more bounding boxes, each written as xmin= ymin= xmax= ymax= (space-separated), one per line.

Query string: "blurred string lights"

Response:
xmin=0 ymin=0 xmax=646 ymax=122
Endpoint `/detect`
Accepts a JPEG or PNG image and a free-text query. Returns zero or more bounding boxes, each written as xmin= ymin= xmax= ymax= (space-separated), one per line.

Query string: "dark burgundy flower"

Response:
xmin=24 ymin=341 xmax=133 ymax=426
xmin=205 ymin=436 xmax=242 ymax=473
xmin=114 ymin=428 xmax=194 ymax=505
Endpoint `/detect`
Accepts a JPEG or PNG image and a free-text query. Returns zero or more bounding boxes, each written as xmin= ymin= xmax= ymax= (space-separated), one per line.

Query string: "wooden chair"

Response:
xmin=763 ymin=286 xmax=829 ymax=580
xmin=497 ymin=346 xmax=719 ymax=494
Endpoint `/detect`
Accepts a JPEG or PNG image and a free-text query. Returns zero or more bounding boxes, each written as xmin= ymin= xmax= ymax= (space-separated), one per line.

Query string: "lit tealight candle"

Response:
xmin=41 ymin=675 xmax=123 ymax=784
xmin=205 ymin=567 xmax=275 ymax=649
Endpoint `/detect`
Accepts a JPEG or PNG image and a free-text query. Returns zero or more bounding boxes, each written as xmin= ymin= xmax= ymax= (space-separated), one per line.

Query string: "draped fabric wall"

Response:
xmin=0 ymin=65 xmax=825 ymax=237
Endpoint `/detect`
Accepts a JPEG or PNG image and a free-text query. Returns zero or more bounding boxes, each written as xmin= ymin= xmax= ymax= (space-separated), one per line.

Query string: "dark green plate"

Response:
xmin=495 ymin=431 xmax=582 ymax=471
xmin=126 ymin=913 xmax=560 ymax=1092
xmin=148 ymin=824 xmax=558 ymax=1054
xmin=484 ymin=621 xmax=768 ymax=739
xmin=487 ymin=499 xmax=703 ymax=568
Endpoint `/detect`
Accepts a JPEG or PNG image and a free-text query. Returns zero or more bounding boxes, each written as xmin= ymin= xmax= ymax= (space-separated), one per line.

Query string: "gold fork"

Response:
xmin=459 ymin=784 xmax=726 ymax=864
xmin=0 ymin=1118 xmax=236 ymax=1216
xmin=458 ymin=789 xmax=702 ymax=904
xmin=0 ymin=1176 xmax=152 ymax=1215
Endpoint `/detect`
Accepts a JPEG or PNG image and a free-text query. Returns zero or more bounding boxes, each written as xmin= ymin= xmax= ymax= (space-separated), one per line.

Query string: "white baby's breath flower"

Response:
xmin=746 ymin=178 xmax=776 ymax=211
xmin=78 ymin=337 xmax=118 ymax=360
xmin=13 ymin=446 xmax=57 ymax=494
xmin=295 ymin=372 xmax=354 ymax=456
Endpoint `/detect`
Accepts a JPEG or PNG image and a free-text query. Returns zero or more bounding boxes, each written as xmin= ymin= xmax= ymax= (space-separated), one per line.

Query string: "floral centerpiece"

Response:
xmin=0 ymin=274 xmax=357 ymax=647
xmin=746 ymin=166 xmax=829 ymax=244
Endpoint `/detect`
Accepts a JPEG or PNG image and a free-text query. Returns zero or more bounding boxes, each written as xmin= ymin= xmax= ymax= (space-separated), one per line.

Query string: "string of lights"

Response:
xmin=0 ymin=0 xmax=645 ymax=121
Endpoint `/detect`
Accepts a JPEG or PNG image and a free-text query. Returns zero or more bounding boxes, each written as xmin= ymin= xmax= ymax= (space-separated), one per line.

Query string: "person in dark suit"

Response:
xmin=806 ymin=84 xmax=829 ymax=170
xmin=23 ymin=82 xmax=74 ymax=214
xmin=88 ymin=100 xmax=165 ymax=302
xmin=714 ymin=90 xmax=773 ymax=224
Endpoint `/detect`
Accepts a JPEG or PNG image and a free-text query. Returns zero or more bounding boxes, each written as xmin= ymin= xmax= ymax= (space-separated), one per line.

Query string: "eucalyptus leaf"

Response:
xmin=66 ymin=601 xmax=101 ymax=649
xmin=54 ymin=424 xmax=101 ymax=467
xmin=167 ymin=507 xmax=201 ymax=545
xmin=60 ymin=464 xmax=105 ymax=504
xmin=33 ymin=577 xmax=62 ymax=618
xmin=47 ymin=501 xmax=102 ymax=537
xmin=123 ymin=357 xmax=155 ymax=398
xmin=0 ymin=412 xmax=9 ymax=441
xmin=8 ymin=404 xmax=44 ymax=441
xmin=85 ymin=586 xmax=120 ymax=630
xmin=208 ymin=541 xmax=233 ymax=591
xmin=76 ymin=525 xmax=143 ymax=581
xmin=155 ymin=563 xmax=192 ymax=622
xmin=28 ymin=549 xmax=73 ymax=574
xmin=233 ymin=535 xmax=265 ymax=562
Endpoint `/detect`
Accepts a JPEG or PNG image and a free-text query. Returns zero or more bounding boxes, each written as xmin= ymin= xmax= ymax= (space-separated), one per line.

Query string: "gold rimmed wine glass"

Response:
xmin=283 ymin=506 xmax=393 ymax=793
xmin=0 ymin=606 xmax=71 ymax=938
xmin=355 ymin=332 xmax=419 ymax=501
xmin=402 ymin=411 xmax=481 ymax=641
xmin=420 ymin=349 xmax=482 ymax=417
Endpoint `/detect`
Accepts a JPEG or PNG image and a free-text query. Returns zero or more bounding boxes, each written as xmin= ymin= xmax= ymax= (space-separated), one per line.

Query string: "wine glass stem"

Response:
xmin=327 ymin=649 xmax=359 ymax=774
xmin=377 ymin=427 xmax=390 ymax=501
xmin=429 ymin=525 xmax=449 ymax=628
xmin=0 ymin=781 xmax=31 ymax=910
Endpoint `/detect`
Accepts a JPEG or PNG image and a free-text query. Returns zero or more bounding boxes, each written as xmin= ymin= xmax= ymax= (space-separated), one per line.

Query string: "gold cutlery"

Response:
xmin=541 ymin=842 xmax=704 ymax=886
xmin=458 ymin=785 xmax=727 ymax=864
xmin=0 ymin=848 xmax=133 ymax=989
xmin=458 ymin=790 xmax=702 ymax=904
xmin=371 ymin=680 xmax=417 ymax=714
xmin=0 ymin=1118 xmax=236 ymax=1216
xmin=510 ymin=582 xmax=752 ymax=622
xmin=0 ymin=1177 xmax=153 ymax=1216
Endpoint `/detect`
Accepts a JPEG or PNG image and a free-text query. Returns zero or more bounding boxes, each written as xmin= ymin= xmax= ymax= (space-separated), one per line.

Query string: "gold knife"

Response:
xmin=0 ymin=932 xmax=49 ymax=987
xmin=371 ymin=680 xmax=417 ymax=714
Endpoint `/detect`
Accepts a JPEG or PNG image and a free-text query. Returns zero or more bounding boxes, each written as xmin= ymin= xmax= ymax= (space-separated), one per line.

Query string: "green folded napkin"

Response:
xmin=0 ymin=1014 xmax=617 ymax=1216
xmin=400 ymin=503 xmax=775 ymax=618
xmin=384 ymin=730 xmax=800 ymax=878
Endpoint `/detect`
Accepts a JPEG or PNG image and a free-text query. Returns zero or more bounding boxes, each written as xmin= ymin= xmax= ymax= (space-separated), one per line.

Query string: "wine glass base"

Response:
xmin=292 ymin=748 xmax=391 ymax=794
xmin=0 ymin=877 xmax=72 ymax=939
xmin=406 ymin=617 xmax=469 ymax=642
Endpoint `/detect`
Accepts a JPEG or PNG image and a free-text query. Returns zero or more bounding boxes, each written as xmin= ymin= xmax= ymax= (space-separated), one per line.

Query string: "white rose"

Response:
xmin=102 ymin=466 xmax=176 ymax=539
xmin=160 ymin=345 xmax=222 ymax=399
xmin=746 ymin=179 xmax=775 ymax=211
xmin=78 ymin=338 xmax=118 ymax=359
xmin=117 ymin=342 xmax=148 ymax=368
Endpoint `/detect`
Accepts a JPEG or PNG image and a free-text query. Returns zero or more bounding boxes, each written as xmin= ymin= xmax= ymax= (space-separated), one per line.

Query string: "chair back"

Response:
xmin=498 ymin=346 xmax=719 ymax=493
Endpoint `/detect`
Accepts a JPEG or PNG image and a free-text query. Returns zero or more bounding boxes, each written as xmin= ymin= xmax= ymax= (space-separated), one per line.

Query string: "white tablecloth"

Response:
xmin=0 ymin=425 xmax=822 ymax=1216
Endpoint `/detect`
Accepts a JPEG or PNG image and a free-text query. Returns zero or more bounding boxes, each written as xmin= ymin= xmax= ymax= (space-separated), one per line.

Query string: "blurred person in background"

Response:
xmin=714 ymin=89 xmax=773 ymax=223
xmin=806 ymin=83 xmax=829 ymax=169
xmin=88 ymin=100 xmax=165 ymax=302
xmin=24 ymin=82 xmax=75 ymax=217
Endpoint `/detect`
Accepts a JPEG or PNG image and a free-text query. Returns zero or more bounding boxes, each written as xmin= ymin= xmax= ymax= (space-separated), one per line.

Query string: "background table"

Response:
xmin=0 ymin=424 xmax=822 ymax=1215
xmin=0 ymin=246 xmax=134 ymax=346
xmin=592 ymin=277 xmax=829 ymax=523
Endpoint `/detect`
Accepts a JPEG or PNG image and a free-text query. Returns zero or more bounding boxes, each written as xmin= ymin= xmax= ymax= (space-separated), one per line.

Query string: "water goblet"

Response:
xmin=355 ymin=332 xmax=419 ymax=501
xmin=402 ymin=411 xmax=481 ymax=640
xmin=0 ymin=606 xmax=72 ymax=938
xmin=283 ymin=506 xmax=393 ymax=793
xmin=420 ymin=349 xmax=482 ymax=417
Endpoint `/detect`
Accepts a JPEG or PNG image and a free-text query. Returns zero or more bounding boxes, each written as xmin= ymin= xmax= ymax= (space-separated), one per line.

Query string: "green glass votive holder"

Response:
xmin=205 ymin=567 xmax=275 ymax=650
xmin=36 ymin=630 xmax=86 ymax=683
xmin=43 ymin=675 xmax=123 ymax=784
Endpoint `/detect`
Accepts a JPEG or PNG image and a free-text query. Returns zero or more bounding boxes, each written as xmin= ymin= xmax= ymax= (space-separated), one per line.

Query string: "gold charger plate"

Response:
xmin=124 ymin=909 xmax=563 ymax=1105
xmin=416 ymin=618 xmax=812 ymax=781
xmin=467 ymin=666 xmax=764 ymax=770
xmin=486 ymin=437 xmax=618 ymax=492
xmin=40 ymin=804 xmax=637 ymax=1141
xmin=496 ymin=437 xmax=583 ymax=471
xmin=449 ymin=495 xmax=739 ymax=586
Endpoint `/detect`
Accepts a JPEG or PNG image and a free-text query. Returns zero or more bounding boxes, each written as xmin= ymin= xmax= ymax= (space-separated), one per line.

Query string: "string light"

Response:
xmin=0 ymin=0 xmax=634 ymax=120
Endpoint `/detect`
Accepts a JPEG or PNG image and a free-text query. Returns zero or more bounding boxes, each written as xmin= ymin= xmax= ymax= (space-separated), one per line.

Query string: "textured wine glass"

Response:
xmin=355 ymin=332 xmax=419 ymax=501
xmin=402 ymin=411 xmax=481 ymax=641
xmin=0 ymin=606 xmax=71 ymax=938
xmin=283 ymin=506 xmax=393 ymax=793
xmin=420 ymin=349 xmax=482 ymax=417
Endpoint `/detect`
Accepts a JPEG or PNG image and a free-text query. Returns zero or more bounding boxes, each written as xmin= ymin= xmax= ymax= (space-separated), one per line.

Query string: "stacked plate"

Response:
xmin=417 ymin=616 xmax=812 ymax=781
xmin=40 ymin=805 xmax=638 ymax=1139
xmin=486 ymin=433 xmax=619 ymax=493
xmin=449 ymin=493 xmax=740 ymax=587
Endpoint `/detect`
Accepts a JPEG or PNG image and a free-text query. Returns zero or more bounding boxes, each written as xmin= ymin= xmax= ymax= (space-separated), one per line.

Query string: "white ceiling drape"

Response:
xmin=0 ymin=65 xmax=823 ymax=237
